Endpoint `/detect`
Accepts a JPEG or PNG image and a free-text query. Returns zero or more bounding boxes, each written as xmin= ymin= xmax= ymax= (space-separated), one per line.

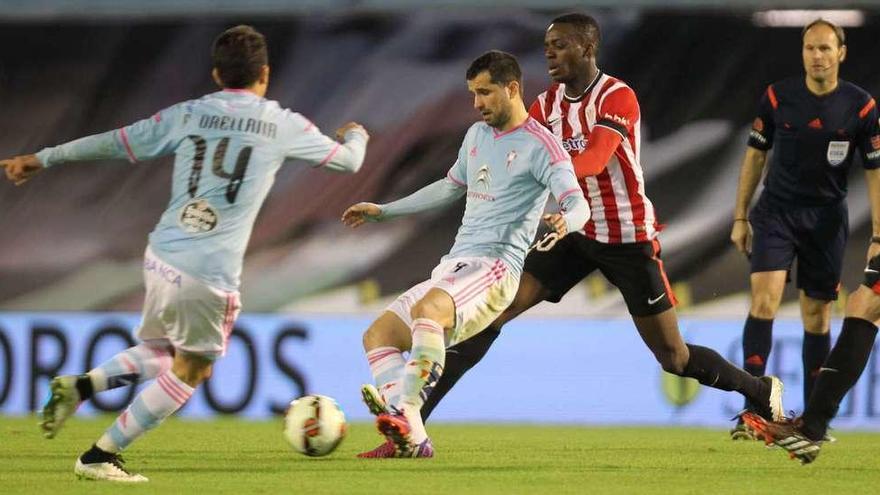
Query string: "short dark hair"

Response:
xmin=551 ymin=13 xmax=601 ymax=52
xmin=212 ymin=25 xmax=268 ymax=88
xmin=802 ymin=18 xmax=845 ymax=47
xmin=466 ymin=50 xmax=522 ymax=88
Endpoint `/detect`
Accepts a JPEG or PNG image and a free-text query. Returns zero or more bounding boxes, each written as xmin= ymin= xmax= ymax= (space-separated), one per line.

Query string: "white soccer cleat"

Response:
xmin=764 ymin=376 xmax=785 ymax=422
xmin=74 ymin=456 xmax=148 ymax=483
xmin=40 ymin=375 xmax=82 ymax=439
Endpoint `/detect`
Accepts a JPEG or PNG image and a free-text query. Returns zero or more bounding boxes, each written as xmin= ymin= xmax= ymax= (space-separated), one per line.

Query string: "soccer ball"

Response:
xmin=283 ymin=394 xmax=347 ymax=457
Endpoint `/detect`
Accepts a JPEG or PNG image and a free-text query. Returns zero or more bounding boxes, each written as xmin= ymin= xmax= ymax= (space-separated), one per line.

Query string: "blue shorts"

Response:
xmin=749 ymin=196 xmax=847 ymax=301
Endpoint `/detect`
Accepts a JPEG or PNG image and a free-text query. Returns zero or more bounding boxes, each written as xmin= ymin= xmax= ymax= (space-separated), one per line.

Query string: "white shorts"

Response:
xmin=386 ymin=256 xmax=518 ymax=346
xmin=135 ymin=246 xmax=241 ymax=360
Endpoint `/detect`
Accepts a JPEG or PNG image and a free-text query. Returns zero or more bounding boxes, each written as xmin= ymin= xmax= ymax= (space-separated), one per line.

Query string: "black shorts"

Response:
xmin=523 ymin=233 xmax=677 ymax=317
xmin=749 ymin=196 xmax=848 ymax=301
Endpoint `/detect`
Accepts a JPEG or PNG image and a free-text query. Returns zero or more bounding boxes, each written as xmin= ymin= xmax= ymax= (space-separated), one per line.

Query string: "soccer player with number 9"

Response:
xmin=1 ymin=25 xmax=368 ymax=482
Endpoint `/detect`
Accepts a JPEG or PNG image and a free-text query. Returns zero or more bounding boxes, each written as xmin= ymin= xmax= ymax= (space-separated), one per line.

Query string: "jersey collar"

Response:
xmin=563 ymin=70 xmax=603 ymax=103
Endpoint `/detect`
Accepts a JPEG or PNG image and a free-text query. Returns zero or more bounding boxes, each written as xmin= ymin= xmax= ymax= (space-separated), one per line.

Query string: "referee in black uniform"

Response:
xmin=730 ymin=18 xmax=880 ymax=438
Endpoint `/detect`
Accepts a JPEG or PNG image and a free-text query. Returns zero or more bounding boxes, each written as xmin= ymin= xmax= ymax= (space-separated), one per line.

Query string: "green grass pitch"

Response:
xmin=1 ymin=416 xmax=878 ymax=494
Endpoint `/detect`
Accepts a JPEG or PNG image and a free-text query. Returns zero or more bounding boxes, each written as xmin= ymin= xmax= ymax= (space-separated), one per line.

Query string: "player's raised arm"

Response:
xmin=282 ymin=113 xmax=369 ymax=173
xmin=33 ymin=104 xmax=184 ymax=172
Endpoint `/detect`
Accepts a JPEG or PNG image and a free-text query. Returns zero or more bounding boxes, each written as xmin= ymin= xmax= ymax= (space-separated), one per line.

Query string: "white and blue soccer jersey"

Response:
xmin=444 ymin=119 xmax=586 ymax=274
xmin=36 ymin=89 xmax=368 ymax=291
xmin=380 ymin=117 xmax=588 ymax=277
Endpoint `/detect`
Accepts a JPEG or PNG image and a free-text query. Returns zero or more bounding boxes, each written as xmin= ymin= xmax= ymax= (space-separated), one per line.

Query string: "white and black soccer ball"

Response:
xmin=283 ymin=394 xmax=347 ymax=457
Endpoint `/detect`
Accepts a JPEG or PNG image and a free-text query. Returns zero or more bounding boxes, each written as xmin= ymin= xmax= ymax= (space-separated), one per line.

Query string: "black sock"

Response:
xmin=741 ymin=315 xmax=773 ymax=409
xmin=802 ymin=331 xmax=831 ymax=404
xmin=682 ymin=344 xmax=766 ymax=398
xmin=743 ymin=315 xmax=773 ymax=375
xmin=802 ymin=317 xmax=878 ymax=441
xmin=683 ymin=344 xmax=765 ymax=405
xmin=80 ymin=444 xmax=114 ymax=463
xmin=420 ymin=328 xmax=500 ymax=422
xmin=75 ymin=374 xmax=94 ymax=401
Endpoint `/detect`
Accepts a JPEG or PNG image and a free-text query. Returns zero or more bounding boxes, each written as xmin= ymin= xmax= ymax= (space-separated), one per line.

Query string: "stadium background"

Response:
xmin=1 ymin=2 xmax=879 ymax=429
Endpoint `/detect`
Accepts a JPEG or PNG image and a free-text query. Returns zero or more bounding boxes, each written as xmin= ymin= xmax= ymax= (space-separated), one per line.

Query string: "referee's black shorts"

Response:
xmin=749 ymin=196 xmax=847 ymax=301
xmin=523 ymin=233 xmax=677 ymax=317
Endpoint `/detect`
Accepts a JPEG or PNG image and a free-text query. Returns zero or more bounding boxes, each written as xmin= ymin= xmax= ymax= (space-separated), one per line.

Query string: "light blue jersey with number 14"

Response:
xmin=36 ymin=89 xmax=368 ymax=291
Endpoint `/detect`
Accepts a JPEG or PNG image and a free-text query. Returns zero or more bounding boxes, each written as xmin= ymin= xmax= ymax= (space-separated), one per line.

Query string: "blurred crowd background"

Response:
xmin=2 ymin=2 xmax=879 ymax=317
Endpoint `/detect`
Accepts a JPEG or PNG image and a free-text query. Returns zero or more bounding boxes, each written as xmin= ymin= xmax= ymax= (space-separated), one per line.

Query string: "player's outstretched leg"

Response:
xmin=378 ymin=316 xmax=444 ymax=457
xmin=40 ymin=340 xmax=173 ymax=439
xmin=74 ymin=352 xmax=207 ymax=482
xmin=362 ymin=312 xmax=409 ymax=416
xmin=635 ymin=309 xmax=784 ymax=422
xmin=358 ymin=312 xmax=411 ymax=457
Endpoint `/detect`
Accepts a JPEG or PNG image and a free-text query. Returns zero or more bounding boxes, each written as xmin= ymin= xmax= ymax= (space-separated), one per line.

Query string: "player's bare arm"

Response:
xmin=730 ymin=146 xmax=768 ymax=255
xmin=0 ymin=154 xmax=44 ymax=185
xmin=341 ymin=202 xmax=381 ymax=228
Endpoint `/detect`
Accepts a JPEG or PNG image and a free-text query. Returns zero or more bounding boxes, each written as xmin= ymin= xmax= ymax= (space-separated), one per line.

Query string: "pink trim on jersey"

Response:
xmin=492 ymin=119 xmax=529 ymax=139
xmin=446 ymin=172 xmax=466 ymax=187
xmin=525 ymin=120 xmax=568 ymax=164
xmin=557 ymin=188 xmax=581 ymax=204
xmin=318 ymin=143 xmax=341 ymax=167
xmin=118 ymin=128 xmax=137 ymax=162
xmin=153 ymin=113 xmax=162 ymax=123
xmin=303 ymin=120 xmax=315 ymax=132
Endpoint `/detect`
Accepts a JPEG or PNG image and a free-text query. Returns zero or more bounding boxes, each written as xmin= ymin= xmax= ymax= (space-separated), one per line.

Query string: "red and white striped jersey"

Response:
xmin=529 ymin=72 xmax=659 ymax=244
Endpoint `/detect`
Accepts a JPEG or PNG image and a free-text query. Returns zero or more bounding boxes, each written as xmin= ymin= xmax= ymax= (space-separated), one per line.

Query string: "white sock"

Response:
xmin=399 ymin=318 xmax=446 ymax=443
xmin=95 ymin=370 xmax=194 ymax=453
xmin=366 ymin=346 xmax=405 ymax=408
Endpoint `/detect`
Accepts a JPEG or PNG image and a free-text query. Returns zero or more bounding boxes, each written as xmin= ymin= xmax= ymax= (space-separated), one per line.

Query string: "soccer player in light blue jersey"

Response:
xmin=1 ymin=25 xmax=369 ymax=482
xmin=342 ymin=51 xmax=590 ymax=458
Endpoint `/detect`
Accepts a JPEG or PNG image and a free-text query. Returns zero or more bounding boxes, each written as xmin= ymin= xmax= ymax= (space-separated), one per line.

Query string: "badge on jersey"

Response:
xmin=475 ymin=164 xmax=491 ymax=191
xmin=826 ymin=141 xmax=850 ymax=166
xmin=179 ymin=198 xmax=220 ymax=234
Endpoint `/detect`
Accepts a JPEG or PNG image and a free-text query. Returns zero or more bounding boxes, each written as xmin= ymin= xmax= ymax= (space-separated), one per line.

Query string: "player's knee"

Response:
xmin=362 ymin=326 xmax=387 ymax=351
xmin=411 ymin=299 xmax=453 ymax=328
xmin=173 ymin=353 xmax=214 ymax=387
xmin=846 ymin=286 xmax=880 ymax=321
xmin=656 ymin=347 xmax=688 ymax=375
xmin=749 ymin=297 xmax=779 ymax=319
